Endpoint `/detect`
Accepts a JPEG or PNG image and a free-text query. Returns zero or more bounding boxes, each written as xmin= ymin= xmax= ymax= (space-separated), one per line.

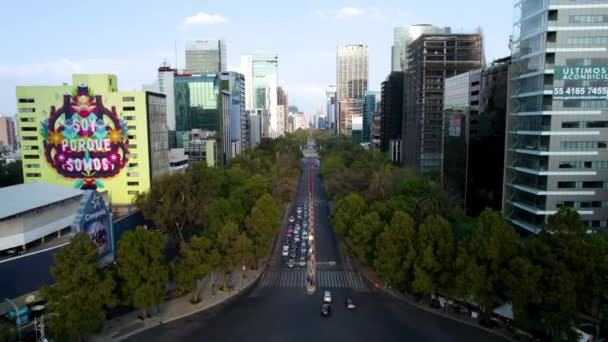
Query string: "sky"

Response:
xmin=0 ymin=0 xmax=513 ymax=118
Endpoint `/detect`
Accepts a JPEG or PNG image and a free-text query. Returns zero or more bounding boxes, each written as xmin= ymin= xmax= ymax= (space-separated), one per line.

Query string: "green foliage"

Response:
xmin=0 ymin=159 xmax=23 ymax=188
xmin=546 ymin=206 xmax=586 ymax=235
xmin=374 ymin=211 xmax=417 ymax=289
xmin=345 ymin=211 xmax=385 ymax=263
xmin=171 ymin=235 xmax=217 ymax=303
xmin=0 ymin=323 xmax=17 ymax=342
xmin=412 ymin=215 xmax=455 ymax=296
xmin=230 ymin=174 xmax=270 ymax=213
xmin=245 ymin=193 xmax=281 ymax=267
xmin=117 ymin=226 xmax=169 ymax=319
xmin=330 ymin=193 xmax=366 ymax=240
xmin=206 ymin=197 xmax=246 ymax=236
xmin=41 ymin=232 xmax=115 ymax=341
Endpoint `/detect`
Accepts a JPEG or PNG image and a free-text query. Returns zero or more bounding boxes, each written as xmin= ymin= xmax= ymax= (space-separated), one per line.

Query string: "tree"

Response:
xmin=0 ymin=322 xmax=17 ymax=342
xmin=41 ymin=232 xmax=115 ymax=341
xmin=206 ymin=197 xmax=246 ymax=236
xmin=412 ymin=215 xmax=455 ymax=296
xmin=374 ymin=211 xmax=417 ymax=289
xmin=330 ymin=193 xmax=366 ymax=240
xmin=414 ymin=181 xmax=448 ymax=225
xmin=230 ymin=232 xmax=254 ymax=275
xmin=216 ymin=221 xmax=241 ymax=287
xmin=454 ymin=209 xmax=519 ymax=316
xmin=134 ymin=173 xmax=205 ymax=243
xmin=546 ymin=206 xmax=586 ymax=235
xmin=590 ymin=233 xmax=608 ymax=322
xmin=117 ymin=226 xmax=169 ymax=319
xmin=230 ymin=174 xmax=270 ymax=213
xmin=345 ymin=211 xmax=385 ymax=263
xmin=171 ymin=235 xmax=218 ymax=303
xmin=0 ymin=160 xmax=23 ymax=188
xmin=244 ymin=193 xmax=280 ymax=268
xmin=504 ymin=256 xmax=543 ymax=332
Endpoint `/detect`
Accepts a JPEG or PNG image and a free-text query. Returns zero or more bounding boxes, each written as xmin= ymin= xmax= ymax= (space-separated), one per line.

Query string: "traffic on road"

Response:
xmin=283 ymin=201 xmax=310 ymax=269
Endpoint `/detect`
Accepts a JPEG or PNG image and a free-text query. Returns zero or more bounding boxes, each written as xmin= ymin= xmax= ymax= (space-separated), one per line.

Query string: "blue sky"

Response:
xmin=0 ymin=0 xmax=513 ymax=117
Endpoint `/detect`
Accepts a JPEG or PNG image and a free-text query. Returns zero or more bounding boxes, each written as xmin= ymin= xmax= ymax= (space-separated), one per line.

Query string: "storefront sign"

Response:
xmin=553 ymin=86 xmax=608 ymax=100
xmin=41 ymin=85 xmax=129 ymax=190
xmin=72 ymin=190 xmax=114 ymax=263
xmin=554 ymin=66 xmax=608 ymax=80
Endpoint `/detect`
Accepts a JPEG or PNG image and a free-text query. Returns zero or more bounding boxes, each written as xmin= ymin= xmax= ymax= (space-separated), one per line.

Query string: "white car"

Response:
xmin=323 ymin=291 xmax=332 ymax=303
xmin=282 ymin=249 xmax=289 ymax=257
xmin=289 ymin=216 xmax=295 ymax=223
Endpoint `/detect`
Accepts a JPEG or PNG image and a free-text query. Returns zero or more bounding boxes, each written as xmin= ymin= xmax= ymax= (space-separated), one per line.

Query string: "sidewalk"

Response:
xmin=91 ymin=268 xmax=263 ymax=341
xmin=351 ymin=257 xmax=517 ymax=342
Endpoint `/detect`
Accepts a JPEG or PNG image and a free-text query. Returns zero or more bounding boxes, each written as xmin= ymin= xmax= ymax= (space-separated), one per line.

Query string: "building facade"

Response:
xmin=0 ymin=115 xmax=17 ymax=150
xmin=380 ymin=72 xmax=405 ymax=153
xmin=326 ymin=86 xmax=337 ymax=133
xmin=444 ymin=58 xmax=509 ymax=216
xmin=249 ymin=113 xmax=261 ymax=148
xmin=241 ymin=54 xmax=279 ymax=137
xmin=363 ymin=91 xmax=379 ymax=143
xmin=391 ymin=25 xmax=451 ymax=72
xmin=143 ymin=63 xmax=177 ymax=147
xmin=219 ymin=71 xmax=247 ymax=153
xmin=277 ymin=86 xmax=288 ymax=136
xmin=16 ymin=74 xmax=169 ymax=212
xmin=503 ymin=0 xmax=608 ymax=233
xmin=185 ymin=39 xmax=226 ymax=75
xmin=337 ymin=45 xmax=368 ymax=134
xmin=338 ymin=99 xmax=364 ymax=136
xmin=401 ymin=32 xmax=484 ymax=174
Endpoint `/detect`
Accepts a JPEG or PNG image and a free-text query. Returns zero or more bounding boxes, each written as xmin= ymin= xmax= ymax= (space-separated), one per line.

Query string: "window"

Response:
xmin=126 ymin=144 xmax=137 ymax=149
xmin=127 ymin=172 xmax=139 ymax=177
xmin=127 ymin=135 xmax=136 ymax=140
xmin=18 ymin=98 xmax=35 ymax=103
xmin=558 ymin=181 xmax=578 ymax=189
xmin=560 ymin=141 xmax=607 ymax=149
xmin=19 ymin=108 xmax=35 ymax=113
xmin=21 ymin=127 xmax=36 ymax=132
xmin=25 ymin=173 xmax=41 ymax=177
xmin=124 ymin=116 xmax=136 ymax=121
xmin=128 ymin=163 xmax=138 ymax=168
xmin=567 ymin=36 xmax=608 ymax=45
xmin=128 ymin=190 xmax=140 ymax=195
xmin=123 ymin=106 xmax=136 ymax=111
xmin=25 ymin=164 xmax=40 ymax=168
xmin=583 ymin=181 xmax=604 ymax=188
xmin=127 ymin=153 xmax=138 ymax=158
xmin=127 ymin=181 xmax=139 ymax=186
xmin=24 ymin=155 xmax=39 ymax=159
xmin=569 ymin=15 xmax=608 ymax=24
xmin=20 ymin=117 xmax=35 ymax=123
xmin=23 ymin=145 xmax=38 ymax=150
xmin=22 ymin=136 xmax=38 ymax=141
xmin=127 ymin=125 xmax=136 ymax=130
xmin=122 ymin=96 xmax=135 ymax=102
xmin=559 ymin=161 xmax=608 ymax=169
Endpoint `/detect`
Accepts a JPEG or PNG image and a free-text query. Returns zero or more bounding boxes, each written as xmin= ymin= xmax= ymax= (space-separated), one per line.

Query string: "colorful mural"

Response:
xmin=40 ymin=85 xmax=129 ymax=189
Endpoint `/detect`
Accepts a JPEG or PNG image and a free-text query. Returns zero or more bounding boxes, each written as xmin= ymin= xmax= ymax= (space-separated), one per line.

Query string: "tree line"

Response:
xmin=319 ymin=135 xmax=608 ymax=341
xmin=35 ymin=131 xmax=307 ymax=341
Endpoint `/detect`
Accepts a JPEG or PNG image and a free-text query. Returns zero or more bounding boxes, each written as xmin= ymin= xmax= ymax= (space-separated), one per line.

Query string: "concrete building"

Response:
xmin=392 ymin=25 xmax=451 ymax=72
xmin=380 ymin=72 xmax=405 ymax=155
xmin=326 ymin=86 xmax=337 ymax=133
xmin=348 ymin=115 xmax=363 ymax=142
xmin=16 ymin=74 xmax=169 ymax=214
xmin=277 ymin=86 xmax=288 ymax=136
xmin=503 ymin=0 xmax=608 ymax=233
xmin=185 ymin=39 xmax=226 ymax=75
xmin=241 ymin=54 xmax=279 ymax=137
xmin=219 ymin=71 xmax=247 ymax=153
xmin=249 ymin=113 xmax=261 ymax=148
xmin=337 ymin=45 xmax=368 ymax=134
xmin=443 ymin=57 xmax=510 ymax=216
xmin=371 ymin=109 xmax=382 ymax=149
xmin=401 ymin=31 xmax=484 ymax=174
xmin=143 ymin=63 xmax=177 ymax=147
xmin=0 ymin=115 xmax=17 ymax=150
xmin=180 ymin=129 xmax=220 ymax=167
xmin=363 ymin=91 xmax=379 ymax=143
xmin=338 ymin=99 xmax=364 ymax=136
xmin=169 ymin=148 xmax=189 ymax=173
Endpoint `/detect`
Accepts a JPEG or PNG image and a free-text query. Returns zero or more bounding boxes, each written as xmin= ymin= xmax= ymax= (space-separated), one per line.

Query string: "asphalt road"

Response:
xmin=128 ymin=150 xmax=506 ymax=342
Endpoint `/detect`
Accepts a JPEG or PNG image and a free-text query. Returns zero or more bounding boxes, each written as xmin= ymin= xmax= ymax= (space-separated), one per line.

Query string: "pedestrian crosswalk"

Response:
xmin=259 ymin=269 xmax=368 ymax=291
xmin=317 ymin=270 xmax=366 ymax=290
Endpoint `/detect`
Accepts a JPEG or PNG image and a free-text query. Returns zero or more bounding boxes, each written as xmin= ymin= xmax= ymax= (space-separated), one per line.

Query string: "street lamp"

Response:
xmin=4 ymin=298 xmax=21 ymax=341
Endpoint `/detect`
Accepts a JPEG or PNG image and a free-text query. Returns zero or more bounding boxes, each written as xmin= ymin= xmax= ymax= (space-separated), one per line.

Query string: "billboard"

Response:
xmin=554 ymin=65 xmax=608 ymax=80
xmin=72 ymin=190 xmax=114 ymax=264
xmin=553 ymin=65 xmax=608 ymax=100
xmin=40 ymin=85 xmax=130 ymax=190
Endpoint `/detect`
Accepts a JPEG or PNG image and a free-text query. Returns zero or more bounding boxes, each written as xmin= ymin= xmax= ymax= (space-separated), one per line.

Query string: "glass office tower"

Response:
xmin=504 ymin=0 xmax=608 ymax=233
xmin=185 ymin=40 xmax=226 ymax=75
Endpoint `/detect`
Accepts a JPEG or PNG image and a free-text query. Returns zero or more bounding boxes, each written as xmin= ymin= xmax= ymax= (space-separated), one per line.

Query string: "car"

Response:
xmin=289 ymin=216 xmax=294 ymax=223
xmin=288 ymin=259 xmax=295 ymax=268
xmin=321 ymin=304 xmax=331 ymax=317
xmin=297 ymin=207 xmax=302 ymax=214
xmin=299 ymin=256 xmax=306 ymax=266
xmin=346 ymin=297 xmax=356 ymax=310
xmin=282 ymin=249 xmax=289 ymax=257
xmin=303 ymin=222 xmax=308 ymax=228
xmin=303 ymin=232 xmax=308 ymax=239
xmin=289 ymin=250 xmax=296 ymax=258
xmin=295 ymin=223 xmax=300 ymax=229
xmin=294 ymin=235 xmax=301 ymax=242
xmin=283 ymin=245 xmax=289 ymax=250
xmin=323 ymin=291 xmax=332 ymax=303
xmin=297 ymin=213 xmax=302 ymax=220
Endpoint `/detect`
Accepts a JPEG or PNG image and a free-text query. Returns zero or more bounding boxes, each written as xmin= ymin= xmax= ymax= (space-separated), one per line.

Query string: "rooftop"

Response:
xmin=0 ymin=182 xmax=85 ymax=220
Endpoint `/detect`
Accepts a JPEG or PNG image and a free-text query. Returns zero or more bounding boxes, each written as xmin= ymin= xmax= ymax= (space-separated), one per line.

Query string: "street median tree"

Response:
xmin=171 ymin=235 xmax=218 ymax=303
xmin=374 ymin=211 xmax=417 ymax=289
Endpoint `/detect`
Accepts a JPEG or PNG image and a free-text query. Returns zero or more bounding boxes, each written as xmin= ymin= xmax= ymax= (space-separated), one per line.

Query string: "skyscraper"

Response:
xmin=241 ymin=54 xmax=279 ymax=137
xmin=326 ymin=86 xmax=337 ymax=133
xmin=277 ymin=86 xmax=288 ymax=136
xmin=219 ymin=71 xmax=247 ymax=153
xmin=0 ymin=114 xmax=17 ymax=150
xmin=391 ymin=25 xmax=451 ymax=72
xmin=185 ymin=39 xmax=226 ymax=75
xmin=380 ymin=72 xmax=404 ymax=154
xmin=363 ymin=91 xmax=379 ymax=143
xmin=401 ymin=31 xmax=484 ymax=174
xmin=337 ymin=45 xmax=368 ymax=135
xmin=143 ymin=63 xmax=177 ymax=147
xmin=503 ymin=0 xmax=608 ymax=233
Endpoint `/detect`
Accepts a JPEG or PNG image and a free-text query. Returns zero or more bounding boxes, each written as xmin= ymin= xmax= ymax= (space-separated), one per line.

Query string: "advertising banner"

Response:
xmin=71 ymin=190 xmax=114 ymax=264
xmin=554 ymin=65 xmax=608 ymax=80
xmin=553 ymin=65 xmax=608 ymax=100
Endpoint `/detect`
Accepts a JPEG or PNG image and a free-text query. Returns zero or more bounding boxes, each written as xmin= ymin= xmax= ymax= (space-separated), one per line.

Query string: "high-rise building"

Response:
xmin=174 ymin=74 xmax=231 ymax=165
xmin=443 ymin=57 xmax=509 ymax=217
xmin=338 ymin=99 xmax=364 ymax=136
xmin=391 ymin=25 xmax=451 ymax=72
xmin=143 ymin=63 xmax=177 ymax=147
xmin=241 ymin=54 xmax=279 ymax=137
xmin=219 ymin=71 xmax=247 ymax=153
xmin=249 ymin=113 xmax=261 ymax=148
xmin=16 ymin=74 xmax=169 ymax=214
xmin=401 ymin=31 xmax=484 ymax=174
xmin=380 ymin=72 xmax=405 ymax=154
xmin=0 ymin=115 xmax=17 ymax=150
xmin=504 ymin=1 xmax=608 ymax=233
xmin=185 ymin=39 xmax=226 ymax=75
xmin=277 ymin=86 xmax=288 ymax=136
xmin=337 ymin=45 xmax=368 ymax=134
xmin=363 ymin=91 xmax=379 ymax=143
xmin=326 ymin=86 xmax=337 ymax=133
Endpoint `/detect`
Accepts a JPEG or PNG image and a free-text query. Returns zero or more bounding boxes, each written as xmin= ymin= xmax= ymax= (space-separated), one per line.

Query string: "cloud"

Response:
xmin=314 ymin=9 xmax=326 ymax=17
xmin=336 ymin=7 xmax=365 ymax=19
xmin=183 ymin=12 xmax=228 ymax=25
